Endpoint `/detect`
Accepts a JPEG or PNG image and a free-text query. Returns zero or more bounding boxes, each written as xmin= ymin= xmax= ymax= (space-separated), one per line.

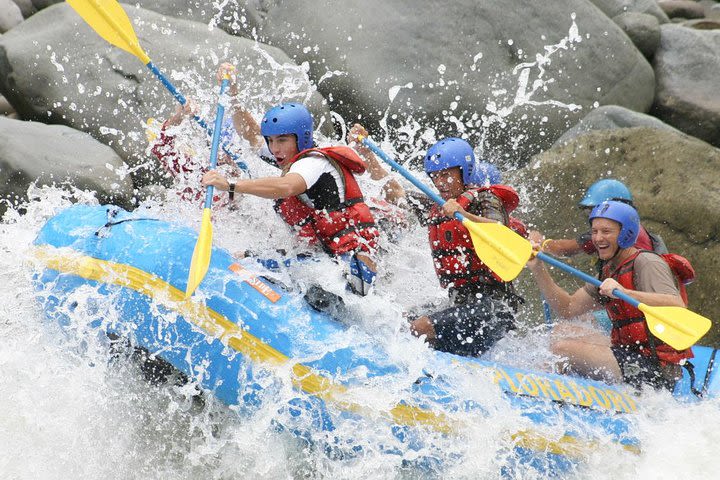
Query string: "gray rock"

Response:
xmin=519 ymin=127 xmax=720 ymax=343
xmin=658 ymin=0 xmax=707 ymax=19
xmin=613 ymin=12 xmax=660 ymax=60
xmin=0 ymin=3 xmax=328 ymax=187
xmin=128 ymin=0 xmax=261 ymax=37
xmin=0 ymin=116 xmax=135 ymax=215
xmin=29 ymin=0 xmax=61 ymax=9
xmin=0 ymin=0 xmax=23 ymax=33
xmin=683 ymin=18 xmax=720 ymax=30
xmin=256 ymin=0 xmax=655 ymax=164
xmin=589 ymin=0 xmax=670 ymax=24
xmin=652 ymin=25 xmax=720 ymax=148
xmin=11 ymin=0 xmax=36 ymax=19
xmin=709 ymin=4 xmax=720 ymax=20
xmin=554 ymin=105 xmax=680 ymax=145
xmin=0 ymin=94 xmax=15 ymax=115
xmin=612 ymin=12 xmax=661 ymax=58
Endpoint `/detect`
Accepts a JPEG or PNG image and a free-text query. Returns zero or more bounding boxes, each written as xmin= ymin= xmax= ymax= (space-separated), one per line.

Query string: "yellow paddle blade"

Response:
xmin=185 ymin=209 xmax=213 ymax=298
xmin=462 ymin=220 xmax=533 ymax=282
xmin=639 ymin=304 xmax=712 ymax=351
xmin=67 ymin=0 xmax=150 ymax=64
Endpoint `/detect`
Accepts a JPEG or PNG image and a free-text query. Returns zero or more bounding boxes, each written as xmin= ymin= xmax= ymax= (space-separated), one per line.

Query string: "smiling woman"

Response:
xmin=528 ymin=201 xmax=695 ymax=391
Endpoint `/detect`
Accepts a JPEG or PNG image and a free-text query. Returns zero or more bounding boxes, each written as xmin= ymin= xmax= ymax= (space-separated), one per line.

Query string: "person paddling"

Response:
xmin=527 ymin=200 xmax=695 ymax=390
xmin=202 ymin=72 xmax=379 ymax=296
xmin=150 ymin=101 xmax=244 ymax=204
xmin=400 ymin=138 xmax=523 ymax=357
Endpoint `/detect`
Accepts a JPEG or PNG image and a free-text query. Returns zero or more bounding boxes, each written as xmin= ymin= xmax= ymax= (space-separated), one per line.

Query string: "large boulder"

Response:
xmin=0 ymin=0 xmax=23 ymax=33
xmin=517 ymin=127 xmax=720 ymax=344
xmin=652 ymin=25 xmax=720 ymax=148
xmin=0 ymin=3 xmax=328 ymax=187
xmin=590 ymin=0 xmax=670 ymax=23
xmin=0 ymin=117 xmax=135 ymax=215
xmin=254 ymin=0 xmax=655 ymax=164
xmin=554 ymin=104 xmax=680 ymax=145
xmin=612 ymin=12 xmax=661 ymax=58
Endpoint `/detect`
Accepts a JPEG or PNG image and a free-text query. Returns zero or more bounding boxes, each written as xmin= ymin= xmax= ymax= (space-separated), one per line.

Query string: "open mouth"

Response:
xmin=595 ymin=243 xmax=612 ymax=255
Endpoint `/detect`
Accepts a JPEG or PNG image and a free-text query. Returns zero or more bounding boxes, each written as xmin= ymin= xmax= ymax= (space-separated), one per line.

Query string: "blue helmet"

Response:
xmin=589 ymin=200 xmax=640 ymax=249
xmin=579 ymin=179 xmax=633 ymax=207
xmin=470 ymin=161 xmax=502 ymax=186
xmin=424 ymin=138 xmax=475 ymax=184
xmin=260 ymin=103 xmax=314 ymax=151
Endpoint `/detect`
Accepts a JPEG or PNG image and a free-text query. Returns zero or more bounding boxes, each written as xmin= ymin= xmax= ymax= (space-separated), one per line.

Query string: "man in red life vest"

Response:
xmin=202 ymin=100 xmax=380 ymax=296
xmin=528 ymin=200 xmax=694 ymax=390
xmin=407 ymin=138 xmax=522 ymax=357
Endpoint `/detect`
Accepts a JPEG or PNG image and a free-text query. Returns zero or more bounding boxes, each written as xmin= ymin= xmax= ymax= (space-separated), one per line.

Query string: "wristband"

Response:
xmin=541 ymin=238 xmax=553 ymax=251
xmin=228 ymin=182 xmax=236 ymax=201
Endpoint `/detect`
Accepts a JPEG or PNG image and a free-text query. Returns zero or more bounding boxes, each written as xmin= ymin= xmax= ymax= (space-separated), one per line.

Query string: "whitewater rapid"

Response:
xmin=1 ymin=183 xmax=718 ymax=480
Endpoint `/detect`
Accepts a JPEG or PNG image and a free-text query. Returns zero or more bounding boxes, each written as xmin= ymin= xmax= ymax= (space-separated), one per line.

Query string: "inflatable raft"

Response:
xmin=30 ymin=204 xmax=718 ymax=474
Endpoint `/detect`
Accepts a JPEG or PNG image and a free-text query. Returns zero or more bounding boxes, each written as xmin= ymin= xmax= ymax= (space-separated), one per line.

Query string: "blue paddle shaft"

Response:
xmin=203 ymin=79 xmax=229 ymax=209
xmin=536 ymin=251 xmax=641 ymax=309
xmin=145 ymin=62 xmax=247 ymax=172
xmin=361 ymin=138 xmax=464 ymax=223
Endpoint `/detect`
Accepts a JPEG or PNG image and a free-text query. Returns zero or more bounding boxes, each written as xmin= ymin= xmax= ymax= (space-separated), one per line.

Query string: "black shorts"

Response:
xmin=611 ymin=345 xmax=681 ymax=391
xmin=428 ymin=294 xmax=516 ymax=358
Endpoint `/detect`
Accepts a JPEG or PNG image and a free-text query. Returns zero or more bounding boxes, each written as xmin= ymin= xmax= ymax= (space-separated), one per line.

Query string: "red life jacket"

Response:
xmin=508 ymin=216 xmax=528 ymax=238
xmin=427 ymin=185 xmax=518 ymax=289
xmin=274 ymin=146 xmax=378 ymax=255
xmin=601 ymin=250 xmax=695 ymax=365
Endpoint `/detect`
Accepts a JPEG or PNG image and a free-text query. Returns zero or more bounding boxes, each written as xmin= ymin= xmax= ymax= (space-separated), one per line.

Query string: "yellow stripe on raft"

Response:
xmin=31 ymin=245 xmax=639 ymax=457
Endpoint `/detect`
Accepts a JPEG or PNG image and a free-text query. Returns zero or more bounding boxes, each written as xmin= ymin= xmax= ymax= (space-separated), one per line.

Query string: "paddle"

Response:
xmin=359 ymin=136 xmax=711 ymax=350
xmin=536 ymin=251 xmax=710 ymax=350
xmin=185 ymin=76 xmax=231 ymax=297
xmin=66 ymin=0 xmax=248 ymax=172
xmin=358 ymin=136 xmax=532 ymax=282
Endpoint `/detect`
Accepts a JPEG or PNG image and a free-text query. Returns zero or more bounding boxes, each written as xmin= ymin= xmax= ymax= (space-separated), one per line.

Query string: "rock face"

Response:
xmin=0 ymin=116 xmax=135 ymax=214
xmin=612 ymin=12 xmax=661 ymax=58
xmin=11 ymin=0 xmax=36 ymax=19
xmin=255 ymin=0 xmax=655 ymax=164
xmin=652 ymin=25 xmax=720 ymax=148
xmin=658 ymin=0 xmax=708 ymax=19
xmin=554 ymin=105 xmax=680 ymax=145
xmin=0 ymin=3 xmax=328 ymax=186
xmin=129 ymin=0 xmax=261 ymax=37
xmin=519 ymin=127 xmax=720 ymax=343
xmin=0 ymin=0 xmax=23 ymax=33
xmin=590 ymin=0 xmax=670 ymax=23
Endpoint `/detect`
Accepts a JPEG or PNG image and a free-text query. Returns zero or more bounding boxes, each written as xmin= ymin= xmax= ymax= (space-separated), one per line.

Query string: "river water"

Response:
xmin=1 ymin=180 xmax=719 ymax=479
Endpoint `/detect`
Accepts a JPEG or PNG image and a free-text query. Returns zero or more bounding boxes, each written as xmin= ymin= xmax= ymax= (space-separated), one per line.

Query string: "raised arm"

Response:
xmin=347 ymin=123 xmax=406 ymax=204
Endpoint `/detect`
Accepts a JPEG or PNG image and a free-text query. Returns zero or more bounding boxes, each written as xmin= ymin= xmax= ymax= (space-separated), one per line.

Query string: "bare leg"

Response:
xmin=552 ymin=336 xmax=622 ymax=383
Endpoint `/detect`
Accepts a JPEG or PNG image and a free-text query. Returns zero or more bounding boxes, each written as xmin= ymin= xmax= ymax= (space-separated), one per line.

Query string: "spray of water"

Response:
xmin=4 ymin=5 xmax=720 ymax=480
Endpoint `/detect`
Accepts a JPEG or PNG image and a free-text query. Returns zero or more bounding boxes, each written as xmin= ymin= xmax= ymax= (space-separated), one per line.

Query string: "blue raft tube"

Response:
xmin=30 ymin=204 xmax=715 ymax=475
